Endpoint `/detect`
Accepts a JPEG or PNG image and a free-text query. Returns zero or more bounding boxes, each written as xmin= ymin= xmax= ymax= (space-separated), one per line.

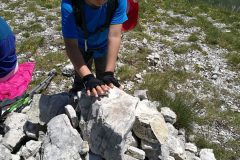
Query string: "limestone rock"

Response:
xmin=0 ymin=144 xmax=12 ymax=160
xmin=20 ymin=140 xmax=42 ymax=159
xmin=160 ymin=107 xmax=177 ymax=124
xmin=65 ymin=105 xmax=78 ymax=128
xmin=42 ymin=114 xmax=83 ymax=160
xmin=80 ymin=87 xmax=139 ymax=160
xmin=185 ymin=143 xmax=197 ymax=153
xmin=199 ymin=149 xmax=216 ymax=160
xmin=2 ymin=113 xmax=28 ymax=151
xmin=167 ymin=135 xmax=186 ymax=160
xmin=62 ymin=63 xmax=74 ymax=77
xmin=125 ymin=146 xmax=145 ymax=160
xmin=133 ymin=100 xmax=168 ymax=144
xmin=133 ymin=90 xmax=148 ymax=100
xmin=125 ymin=132 xmax=138 ymax=148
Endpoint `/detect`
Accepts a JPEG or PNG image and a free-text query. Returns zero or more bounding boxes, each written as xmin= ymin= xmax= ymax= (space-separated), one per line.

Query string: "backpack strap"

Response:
xmin=71 ymin=0 xmax=118 ymax=52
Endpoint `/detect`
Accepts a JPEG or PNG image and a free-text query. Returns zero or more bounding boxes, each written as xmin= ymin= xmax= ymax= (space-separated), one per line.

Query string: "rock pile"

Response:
xmin=0 ymin=88 xmax=216 ymax=160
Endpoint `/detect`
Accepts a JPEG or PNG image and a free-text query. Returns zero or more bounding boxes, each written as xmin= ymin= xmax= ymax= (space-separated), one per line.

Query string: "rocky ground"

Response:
xmin=0 ymin=0 xmax=239 ymax=159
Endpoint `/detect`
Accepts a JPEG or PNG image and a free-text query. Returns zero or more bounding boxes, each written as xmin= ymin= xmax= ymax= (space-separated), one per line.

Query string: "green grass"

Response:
xmin=117 ymin=65 xmax=137 ymax=81
xmin=29 ymin=52 xmax=68 ymax=89
xmin=195 ymin=136 xmax=239 ymax=160
xmin=172 ymin=44 xmax=190 ymax=54
xmin=188 ymin=33 xmax=199 ymax=42
xmin=17 ymin=36 xmax=44 ymax=54
xmin=0 ymin=11 xmax=15 ymax=21
xmin=152 ymin=28 xmax=173 ymax=36
xmin=139 ymin=70 xmax=197 ymax=131
xmin=225 ymin=52 xmax=240 ymax=69
xmin=34 ymin=0 xmax=60 ymax=9
xmin=122 ymin=46 xmax=151 ymax=73
xmin=26 ymin=2 xmax=45 ymax=17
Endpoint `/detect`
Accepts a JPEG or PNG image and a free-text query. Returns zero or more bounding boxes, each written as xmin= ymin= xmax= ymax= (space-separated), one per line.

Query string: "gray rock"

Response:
xmin=167 ymin=135 xmax=186 ymax=160
xmin=141 ymin=140 xmax=162 ymax=160
xmin=20 ymin=140 xmax=42 ymax=159
xmin=62 ymin=63 xmax=74 ymax=77
xmin=26 ymin=93 xmax=69 ymax=125
xmin=133 ymin=90 xmax=148 ymax=100
xmin=123 ymin=154 xmax=138 ymax=160
xmin=0 ymin=144 xmax=12 ymax=160
xmin=185 ymin=151 xmax=196 ymax=159
xmin=79 ymin=141 xmax=89 ymax=155
xmin=85 ymin=152 xmax=103 ymax=160
xmin=65 ymin=105 xmax=78 ymax=128
xmin=11 ymin=154 xmax=21 ymax=160
xmin=160 ymin=107 xmax=177 ymax=124
xmin=199 ymin=149 xmax=216 ymax=160
xmin=2 ymin=113 xmax=27 ymax=151
xmin=85 ymin=88 xmax=138 ymax=160
xmin=42 ymin=114 xmax=83 ymax=160
xmin=185 ymin=143 xmax=197 ymax=153
xmin=26 ymin=157 xmax=35 ymax=160
xmin=125 ymin=146 xmax=145 ymax=160
xmin=166 ymin=123 xmax=178 ymax=136
xmin=125 ymin=132 xmax=138 ymax=148
xmin=133 ymin=100 xmax=168 ymax=144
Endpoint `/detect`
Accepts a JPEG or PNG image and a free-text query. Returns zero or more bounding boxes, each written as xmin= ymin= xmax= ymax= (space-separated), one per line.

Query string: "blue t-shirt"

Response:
xmin=61 ymin=0 xmax=128 ymax=58
xmin=0 ymin=17 xmax=17 ymax=78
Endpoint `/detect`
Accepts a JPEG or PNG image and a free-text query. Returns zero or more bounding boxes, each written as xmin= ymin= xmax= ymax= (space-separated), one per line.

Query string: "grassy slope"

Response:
xmin=118 ymin=0 xmax=240 ymax=159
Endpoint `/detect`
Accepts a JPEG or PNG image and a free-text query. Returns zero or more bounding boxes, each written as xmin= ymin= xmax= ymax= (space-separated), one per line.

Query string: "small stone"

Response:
xmin=143 ymin=38 xmax=148 ymax=44
xmin=79 ymin=141 xmax=89 ymax=155
xmin=125 ymin=146 xmax=145 ymax=160
xmin=185 ymin=143 xmax=197 ymax=153
xmin=65 ymin=105 xmax=78 ymax=128
xmin=199 ymin=149 xmax=216 ymax=160
xmin=160 ymin=107 xmax=177 ymax=124
xmin=133 ymin=90 xmax=148 ymax=100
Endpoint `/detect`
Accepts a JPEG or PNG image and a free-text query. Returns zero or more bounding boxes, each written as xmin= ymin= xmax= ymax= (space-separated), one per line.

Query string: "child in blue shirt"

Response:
xmin=61 ymin=0 xmax=128 ymax=97
xmin=0 ymin=17 xmax=18 ymax=82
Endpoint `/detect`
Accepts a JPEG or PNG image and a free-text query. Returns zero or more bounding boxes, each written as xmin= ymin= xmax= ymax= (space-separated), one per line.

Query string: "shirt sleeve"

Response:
xmin=110 ymin=0 xmax=128 ymax=25
xmin=61 ymin=0 xmax=79 ymax=39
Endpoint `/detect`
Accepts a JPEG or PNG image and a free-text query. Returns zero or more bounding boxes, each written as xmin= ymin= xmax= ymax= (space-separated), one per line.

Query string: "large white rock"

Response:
xmin=79 ymin=87 xmax=139 ymax=160
xmin=42 ymin=114 xmax=83 ymax=160
xmin=133 ymin=100 xmax=168 ymax=144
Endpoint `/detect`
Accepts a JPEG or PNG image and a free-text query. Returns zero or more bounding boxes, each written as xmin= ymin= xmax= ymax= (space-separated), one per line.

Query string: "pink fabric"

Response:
xmin=0 ymin=62 xmax=35 ymax=101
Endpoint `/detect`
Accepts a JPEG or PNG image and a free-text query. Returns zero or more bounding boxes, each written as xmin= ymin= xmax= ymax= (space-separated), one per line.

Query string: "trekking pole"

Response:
xmin=0 ymin=69 xmax=57 ymax=120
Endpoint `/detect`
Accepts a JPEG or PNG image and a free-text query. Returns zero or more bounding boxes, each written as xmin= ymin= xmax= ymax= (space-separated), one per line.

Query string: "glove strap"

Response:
xmin=103 ymin=71 xmax=114 ymax=76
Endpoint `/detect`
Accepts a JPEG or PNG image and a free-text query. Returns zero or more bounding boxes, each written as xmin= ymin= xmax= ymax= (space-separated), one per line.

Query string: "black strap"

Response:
xmin=71 ymin=0 xmax=118 ymax=51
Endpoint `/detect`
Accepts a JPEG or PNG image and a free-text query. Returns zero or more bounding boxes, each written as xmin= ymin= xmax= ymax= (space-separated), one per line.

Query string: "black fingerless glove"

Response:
xmin=101 ymin=71 xmax=120 ymax=88
xmin=83 ymin=74 xmax=104 ymax=91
